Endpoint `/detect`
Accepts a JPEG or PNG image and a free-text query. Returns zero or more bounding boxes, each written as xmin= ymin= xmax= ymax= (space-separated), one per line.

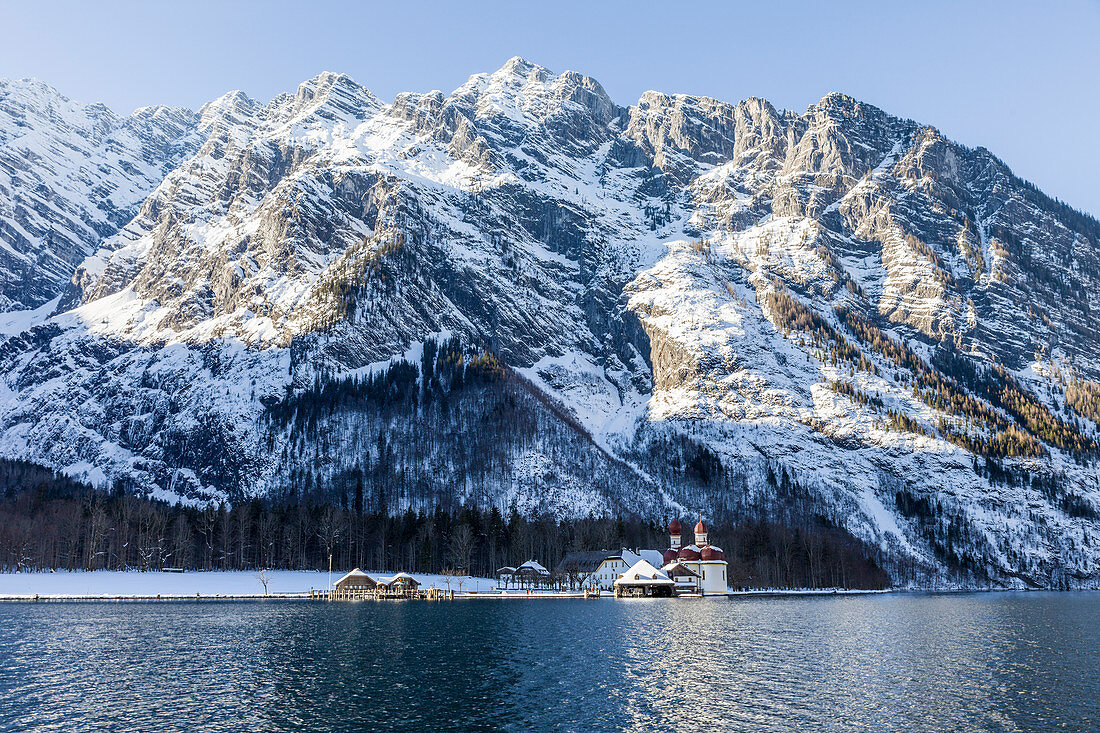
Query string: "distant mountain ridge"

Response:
xmin=2 ymin=59 xmax=1100 ymax=587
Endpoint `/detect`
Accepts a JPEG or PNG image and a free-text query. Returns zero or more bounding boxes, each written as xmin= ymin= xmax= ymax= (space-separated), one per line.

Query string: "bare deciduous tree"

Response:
xmin=447 ymin=523 xmax=475 ymax=574
xmin=317 ymin=507 xmax=341 ymax=568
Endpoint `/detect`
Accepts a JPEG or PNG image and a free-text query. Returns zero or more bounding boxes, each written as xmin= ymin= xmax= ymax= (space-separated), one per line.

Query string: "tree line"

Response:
xmin=0 ymin=457 xmax=889 ymax=590
xmin=835 ymin=306 xmax=1097 ymax=459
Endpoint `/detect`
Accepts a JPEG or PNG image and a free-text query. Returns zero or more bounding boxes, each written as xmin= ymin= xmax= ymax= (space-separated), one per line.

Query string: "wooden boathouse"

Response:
xmin=316 ymin=569 xmax=447 ymax=601
xmin=612 ymin=559 xmax=675 ymax=598
xmin=333 ymin=568 xmax=377 ymax=597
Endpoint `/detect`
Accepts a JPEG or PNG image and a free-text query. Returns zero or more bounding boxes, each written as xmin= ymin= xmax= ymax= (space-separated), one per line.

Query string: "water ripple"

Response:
xmin=0 ymin=593 xmax=1096 ymax=731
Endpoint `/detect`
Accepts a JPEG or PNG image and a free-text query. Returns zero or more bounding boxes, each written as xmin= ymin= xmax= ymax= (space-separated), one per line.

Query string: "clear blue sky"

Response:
xmin=2 ymin=0 xmax=1098 ymax=216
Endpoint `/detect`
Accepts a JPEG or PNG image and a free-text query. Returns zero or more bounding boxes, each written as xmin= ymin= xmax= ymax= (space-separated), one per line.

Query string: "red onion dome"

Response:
xmin=662 ymin=548 xmax=678 ymax=565
xmin=678 ymin=546 xmax=701 ymax=561
xmin=694 ymin=520 xmax=707 ymax=534
xmin=668 ymin=518 xmax=682 ymax=534
xmin=701 ymin=546 xmax=725 ymax=561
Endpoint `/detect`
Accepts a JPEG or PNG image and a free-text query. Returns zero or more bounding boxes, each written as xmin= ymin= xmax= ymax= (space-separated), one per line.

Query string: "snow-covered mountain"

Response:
xmin=0 ymin=79 xmax=202 ymax=312
xmin=3 ymin=58 xmax=1100 ymax=586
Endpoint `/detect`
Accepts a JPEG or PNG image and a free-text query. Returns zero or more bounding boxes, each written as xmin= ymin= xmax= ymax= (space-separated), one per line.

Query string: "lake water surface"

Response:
xmin=0 ymin=592 xmax=1096 ymax=731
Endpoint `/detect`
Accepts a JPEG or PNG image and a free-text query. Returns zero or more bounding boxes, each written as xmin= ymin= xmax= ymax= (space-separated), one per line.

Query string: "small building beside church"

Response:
xmin=613 ymin=559 xmax=675 ymax=597
xmin=661 ymin=561 xmax=700 ymax=594
xmin=582 ymin=549 xmax=667 ymax=592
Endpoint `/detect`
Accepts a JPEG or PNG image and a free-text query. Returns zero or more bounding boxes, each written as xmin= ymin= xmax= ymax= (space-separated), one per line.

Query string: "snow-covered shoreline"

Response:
xmin=0 ymin=570 xmax=499 ymax=600
xmin=4 ymin=571 xmax=1075 ymax=601
xmin=0 ymin=570 xmax=908 ymax=601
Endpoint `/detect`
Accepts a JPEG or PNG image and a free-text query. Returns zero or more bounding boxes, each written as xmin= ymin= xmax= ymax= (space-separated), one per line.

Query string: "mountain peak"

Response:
xmin=286 ymin=71 xmax=379 ymax=122
xmin=809 ymin=91 xmax=887 ymax=121
xmin=1 ymin=76 xmax=63 ymax=98
xmin=446 ymin=58 xmax=617 ymax=133
xmin=201 ymin=89 xmax=256 ymax=111
xmin=197 ymin=89 xmax=259 ymax=130
xmin=297 ymin=70 xmax=365 ymax=95
xmin=495 ymin=55 xmax=543 ymax=78
xmin=817 ymin=91 xmax=858 ymax=106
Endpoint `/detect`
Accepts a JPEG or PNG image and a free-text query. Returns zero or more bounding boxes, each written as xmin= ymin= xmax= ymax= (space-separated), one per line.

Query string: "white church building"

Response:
xmin=660 ymin=519 xmax=728 ymax=595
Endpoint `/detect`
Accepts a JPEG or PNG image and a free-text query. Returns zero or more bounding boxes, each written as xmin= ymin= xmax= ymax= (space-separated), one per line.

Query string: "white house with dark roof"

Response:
xmin=581 ymin=549 xmax=670 ymax=591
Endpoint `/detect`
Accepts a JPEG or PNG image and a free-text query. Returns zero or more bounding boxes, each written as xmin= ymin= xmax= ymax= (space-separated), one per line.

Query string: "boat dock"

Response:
xmin=310 ymin=587 xmax=452 ymax=601
xmin=311 ymin=587 xmax=605 ymax=601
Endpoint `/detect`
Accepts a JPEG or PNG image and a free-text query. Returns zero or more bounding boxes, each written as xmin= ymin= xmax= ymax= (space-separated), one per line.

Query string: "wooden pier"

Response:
xmin=311 ymin=587 xmax=454 ymax=601
xmin=313 ymin=587 xmax=606 ymax=601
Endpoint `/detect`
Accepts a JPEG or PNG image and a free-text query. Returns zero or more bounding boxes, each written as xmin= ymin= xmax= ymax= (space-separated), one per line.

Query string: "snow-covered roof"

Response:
xmin=496 ymin=566 xmax=517 ymax=574
xmin=608 ymin=549 xmax=663 ymax=567
xmin=617 ymin=549 xmax=642 ymax=566
xmin=334 ymin=568 xmax=376 ymax=586
xmin=660 ymin=561 xmax=699 ymax=577
xmin=374 ymin=572 xmax=419 ymax=587
xmin=516 ymin=559 xmax=550 ymax=575
xmin=613 ymin=559 xmax=674 ymax=586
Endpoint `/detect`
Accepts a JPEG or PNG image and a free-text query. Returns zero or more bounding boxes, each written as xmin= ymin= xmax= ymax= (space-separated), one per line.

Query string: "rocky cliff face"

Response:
xmin=2 ymin=58 xmax=1100 ymax=586
xmin=0 ymin=79 xmax=202 ymax=312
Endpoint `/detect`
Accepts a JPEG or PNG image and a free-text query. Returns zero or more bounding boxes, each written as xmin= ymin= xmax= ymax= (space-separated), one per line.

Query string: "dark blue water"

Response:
xmin=0 ymin=593 xmax=1097 ymax=732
